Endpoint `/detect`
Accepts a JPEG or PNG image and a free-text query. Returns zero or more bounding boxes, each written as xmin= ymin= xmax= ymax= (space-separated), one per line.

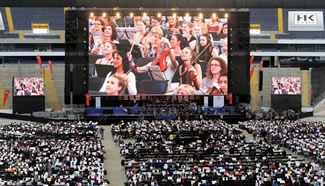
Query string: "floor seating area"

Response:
xmin=0 ymin=121 xmax=107 ymax=185
xmin=112 ymin=119 xmax=324 ymax=186
xmin=239 ymin=120 xmax=325 ymax=166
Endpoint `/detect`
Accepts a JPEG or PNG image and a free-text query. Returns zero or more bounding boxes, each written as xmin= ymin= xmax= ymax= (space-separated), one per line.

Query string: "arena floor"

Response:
xmin=0 ymin=112 xmax=324 ymax=185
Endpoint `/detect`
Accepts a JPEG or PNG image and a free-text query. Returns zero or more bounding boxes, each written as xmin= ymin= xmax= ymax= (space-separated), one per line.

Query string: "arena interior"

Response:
xmin=0 ymin=0 xmax=324 ymax=185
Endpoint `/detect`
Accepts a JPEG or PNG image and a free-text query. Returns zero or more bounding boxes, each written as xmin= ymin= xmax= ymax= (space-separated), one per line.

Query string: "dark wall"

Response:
xmin=1 ymin=0 xmax=325 ymax=8
xmin=13 ymin=96 xmax=45 ymax=114
xmin=271 ymin=95 xmax=301 ymax=112
xmin=228 ymin=12 xmax=251 ymax=104
xmin=65 ymin=11 xmax=89 ymax=104
xmin=311 ymin=66 xmax=325 ymax=103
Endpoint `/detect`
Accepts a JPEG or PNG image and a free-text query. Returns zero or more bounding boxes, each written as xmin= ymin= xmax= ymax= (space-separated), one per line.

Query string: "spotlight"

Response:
xmin=212 ymin=13 xmax=217 ymax=18
xmin=130 ymin=12 xmax=134 ymax=17
xmin=116 ymin=12 xmax=120 ymax=17
xmin=185 ymin=13 xmax=190 ymax=17
xmin=102 ymin=12 xmax=106 ymax=17
xmin=225 ymin=13 xmax=229 ymax=18
xmin=90 ymin=12 xmax=94 ymax=17
xmin=173 ymin=13 xmax=177 ymax=18
xmin=143 ymin=12 xmax=147 ymax=17
xmin=157 ymin=12 xmax=161 ymax=18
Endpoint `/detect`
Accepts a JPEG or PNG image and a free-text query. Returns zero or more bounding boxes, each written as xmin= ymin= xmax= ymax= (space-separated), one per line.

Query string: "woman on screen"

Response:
xmin=192 ymin=16 xmax=208 ymax=34
xmin=105 ymin=74 xmax=128 ymax=95
xmin=200 ymin=57 xmax=227 ymax=95
xmin=219 ymin=72 xmax=228 ymax=94
xmin=166 ymin=16 xmax=181 ymax=39
xmin=93 ymin=41 xmax=117 ymax=77
xmin=218 ymin=38 xmax=228 ymax=64
xmin=199 ymin=33 xmax=219 ymax=62
xmin=181 ymin=21 xmax=197 ymax=51
xmin=131 ymin=20 xmax=150 ymax=57
xmin=170 ymin=34 xmax=189 ymax=83
xmin=89 ymin=32 xmax=95 ymax=52
xmin=90 ymin=24 xmax=118 ymax=55
xmin=178 ymin=47 xmax=202 ymax=90
xmin=99 ymin=51 xmax=137 ymax=95
xmin=207 ymin=15 xmax=223 ymax=38
xmin=198 ymin=33 xmax=219 ymax=77
xmin=129 ymin=26 xmax=178 ymax=90
xmin=175 ymin=84 xmax=195 ymax=95
xmin=91 ymin=19 xmax=104 ymax=33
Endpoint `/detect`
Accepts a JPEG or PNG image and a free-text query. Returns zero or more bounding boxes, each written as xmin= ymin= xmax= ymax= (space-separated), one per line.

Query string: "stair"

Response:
xmin=43 ymin=69 xmax=62 ymax=111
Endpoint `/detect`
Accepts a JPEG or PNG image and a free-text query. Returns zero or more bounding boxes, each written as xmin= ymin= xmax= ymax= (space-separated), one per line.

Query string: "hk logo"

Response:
xmin=295 ymin=14 xmax=317 ymax=24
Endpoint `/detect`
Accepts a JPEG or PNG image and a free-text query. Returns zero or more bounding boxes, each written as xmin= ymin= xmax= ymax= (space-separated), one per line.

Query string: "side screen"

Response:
xmin=272 ymin=77 xmax=301 ymax=95
xmin=14 ymin=77 xmax=44 ymax=96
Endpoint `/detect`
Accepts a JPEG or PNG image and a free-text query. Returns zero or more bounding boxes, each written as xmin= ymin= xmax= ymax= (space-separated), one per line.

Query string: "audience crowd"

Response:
xmin=239 ymin=120 xmax=325 ymax=166
xmin=0 ymin=121 xmax=106 ymax=185
xmin=112 ymin=119 xmax=324 ymax=186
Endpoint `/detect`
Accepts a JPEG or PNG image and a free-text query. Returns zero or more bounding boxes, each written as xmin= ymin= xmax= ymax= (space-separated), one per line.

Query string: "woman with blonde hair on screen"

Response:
xmin=105 ymin=74 xmax=128 ymax=95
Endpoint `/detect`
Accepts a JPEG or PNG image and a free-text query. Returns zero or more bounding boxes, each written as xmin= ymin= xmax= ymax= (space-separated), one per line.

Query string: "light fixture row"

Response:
xmin=89 ymin=12 xmax=229 ymax=18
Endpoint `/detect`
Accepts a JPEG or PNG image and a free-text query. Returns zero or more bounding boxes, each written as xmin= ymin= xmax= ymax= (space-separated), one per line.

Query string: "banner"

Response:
xmin=36 ymin=55 xmax=42 ymax=70
xmin=259 ymin=60 xmax=264 ymax=71
xmin=288 ymin=11 xmax=324 ymax=31
xmin=250 ymin=56 xmax=255 ymax=67
xmin=86 ymin=93 xmax=90 ymax=106
xmin=3 ymin=90 xmax=9 ymax=106
xmin=213 ymin=96 xmax=224 ymax=108
xmin=204 ymin=96 xmax=208 ymax=108
xmin=229 ymin=93 xmax=233 ymax=105
xmin=95 ymin=97 xmax=101 ymax=108
xmin=250 ymin=67 xmax=255 ymax=80
xmin=48 ymin=60 xmax=53 ymax=74
xmin=42 ymin=67 xmax=45 ymax=77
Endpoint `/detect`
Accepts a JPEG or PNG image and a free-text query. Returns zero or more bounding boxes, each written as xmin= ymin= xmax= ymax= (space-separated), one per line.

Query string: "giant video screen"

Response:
xmin=272 ymin=77 xmax=301 ymax=95
xmin=14 ymin=77 xmax=44 ymax=96
xmin=88 ymin=14 xmax=228 ymax=96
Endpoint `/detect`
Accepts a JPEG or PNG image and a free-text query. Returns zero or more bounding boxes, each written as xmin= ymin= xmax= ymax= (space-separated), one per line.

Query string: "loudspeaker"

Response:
xmin=259 ymin=71 xmax=263 ymax=91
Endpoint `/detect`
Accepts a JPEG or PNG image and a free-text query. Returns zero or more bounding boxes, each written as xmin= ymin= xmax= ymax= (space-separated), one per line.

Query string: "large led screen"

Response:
xmin=272 ymin=77 xmax=301 ymax=95
xmin=88 ymin=14 xmax=228 ymax=96
xmin=14 ymin=77 xmax=44 ymax=96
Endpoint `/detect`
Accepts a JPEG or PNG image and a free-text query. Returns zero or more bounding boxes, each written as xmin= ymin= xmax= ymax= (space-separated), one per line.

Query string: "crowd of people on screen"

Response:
xmin=112 ymin=119 xmax=324 ymax=186
xmin=0 ymin=121 xmax=106 ymax=185
xmin=14 ymin=78 xmax=44 ymax=96
xmin=272 ymin=77 xmax=301 ymax=95
xmin=89 ymin=15 xmax=228 ymax=96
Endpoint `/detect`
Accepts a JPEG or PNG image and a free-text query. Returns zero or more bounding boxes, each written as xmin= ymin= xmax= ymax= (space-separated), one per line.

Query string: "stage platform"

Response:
xmin=84 ymin=106 xmax=250 ymax=124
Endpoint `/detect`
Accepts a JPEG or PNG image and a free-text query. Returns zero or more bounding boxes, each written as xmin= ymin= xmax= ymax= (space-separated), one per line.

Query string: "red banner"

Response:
xmin=42 ymin=67 xmax=45 ymax=77
xmin=48 ymin=60 xmax=53 ymax=74
xmin=86 ymin=93 xmax=90 ymax=107
xmin=36 ymin=55 xmax=42 ymax=70
xmin=249 ymin=56 xmax=255 ymax=67
xmin=229 ymin=93 xmax=233 ymax=105
xmin=250 ymin=67 xmax=255 ymax=80
xmin=259 ymin=60 xmax=264 ymax=71
xmin=3 ymin=90 xmax=9 ymax=106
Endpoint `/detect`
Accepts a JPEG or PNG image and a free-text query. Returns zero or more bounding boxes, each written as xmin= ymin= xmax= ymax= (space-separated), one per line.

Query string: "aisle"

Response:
xmin=102 ymin=125 xmax=126 ymax=186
